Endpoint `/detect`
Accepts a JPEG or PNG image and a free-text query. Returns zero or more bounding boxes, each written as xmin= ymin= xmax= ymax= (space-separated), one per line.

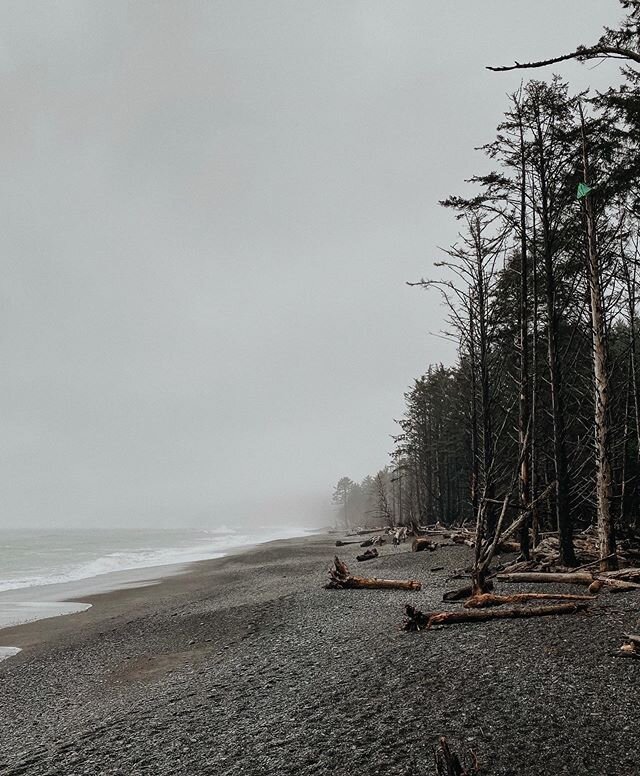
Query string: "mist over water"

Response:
xmin=0 ymin=525 xmax=307 ymax=593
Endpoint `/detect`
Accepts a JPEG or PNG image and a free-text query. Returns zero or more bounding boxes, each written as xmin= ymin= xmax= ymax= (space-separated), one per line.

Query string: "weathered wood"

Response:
xmin=356 ymin=548 xmax=378 ymax=562
xmin=443 ymin=581 xmax=493 ymax=602
xmin=497 ymin=540 xmax=521 ymax=554
xmin=403 ymin=601 xmax=589 ymax=631
xmin=326 ymin=557 xmax=421 ymax=591
xmin=412 ymin=537 xmax=438 ymax=553
xmin=497 ymin=571 xmax=640 ymax=591
xmin=451 ymin=534 xmax=475 ymax=547
xmin=619 ymin=635 xmax=640 ymax=659
xmin=335 ymin=540 xmax=360 ymax=547
xmin=497 ymin=571 xmax=593 ymax=584
xmin=605 ymin=567 xmax=640 ymax=583
xmin=464 ymin=592 xmax=595 ymax=609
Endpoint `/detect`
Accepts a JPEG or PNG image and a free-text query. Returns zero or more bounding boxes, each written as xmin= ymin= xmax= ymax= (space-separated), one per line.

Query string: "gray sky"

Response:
xmin=0 ymin=1 xmax=622 ymax=528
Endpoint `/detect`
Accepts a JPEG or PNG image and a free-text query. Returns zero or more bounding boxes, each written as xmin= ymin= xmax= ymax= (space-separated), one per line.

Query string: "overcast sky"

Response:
xmin=0 ymin=1 xmax=623 ymax=529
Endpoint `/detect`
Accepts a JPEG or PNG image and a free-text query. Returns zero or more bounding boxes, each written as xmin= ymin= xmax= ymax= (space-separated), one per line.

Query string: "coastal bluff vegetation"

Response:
xmin=334 ymin=0 xmax=640 ymax=583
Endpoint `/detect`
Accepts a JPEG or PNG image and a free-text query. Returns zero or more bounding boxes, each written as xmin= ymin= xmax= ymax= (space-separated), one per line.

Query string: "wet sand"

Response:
xmin=0 ymin=534 xmax=638 ymax=775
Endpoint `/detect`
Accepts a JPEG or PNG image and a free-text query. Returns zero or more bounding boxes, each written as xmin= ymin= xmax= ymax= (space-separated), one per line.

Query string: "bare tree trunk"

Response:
xmin=517 ymin=110 xmax=531 ymax=558
xmin=535 ymin=108 xmax=576 ymax=566
xmin=469 ymin=305 xmax=480 ymax=524
xmin=472 ymin=217 xmax=495 ymax=537
xmin=621 ymin=240 xmax=640 ymax=533
xmin=531 ymin=204 xmax=540 ymax=548
xmin=579 ymin=105 xmax=617 ymax=571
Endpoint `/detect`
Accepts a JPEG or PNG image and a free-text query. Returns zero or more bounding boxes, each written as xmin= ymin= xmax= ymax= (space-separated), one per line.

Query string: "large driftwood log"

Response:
xmin=497 ymin=571 xmax=640 ymax=591
xmin=464 ymin=592 xmax=595 ymax=609
xmin=604 ymin=567 xmax=640 ymax=583
xmin=335 ymin=540 xmax=360 ymax=547
xmin=326 ymin=557 xmax=421 ymax=591
xmin=403 ymin=601 xmax=589 ymax=631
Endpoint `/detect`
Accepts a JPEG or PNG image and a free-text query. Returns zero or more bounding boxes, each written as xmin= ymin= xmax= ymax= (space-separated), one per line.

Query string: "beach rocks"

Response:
xmin=0 ymin=537 xmax=638 ymax=775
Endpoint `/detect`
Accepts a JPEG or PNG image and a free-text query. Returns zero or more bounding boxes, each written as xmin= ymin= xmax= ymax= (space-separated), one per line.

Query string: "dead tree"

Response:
xmin=579 ymin=103 xmax=618 ymax=570
xmin=517 ymin=95 xmax=532 ymax=559
xmin=530 ymin=83 xmax=577 ymax=566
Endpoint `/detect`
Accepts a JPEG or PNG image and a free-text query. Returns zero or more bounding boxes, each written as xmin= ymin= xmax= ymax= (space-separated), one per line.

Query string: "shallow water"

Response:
xmin=0 ymin=524 xmax=307 ymax=648
xmin=0 ymin=600 xmax=92 ymax=629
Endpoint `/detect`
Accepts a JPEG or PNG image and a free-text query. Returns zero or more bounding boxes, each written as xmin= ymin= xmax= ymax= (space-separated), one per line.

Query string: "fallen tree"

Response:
xmin=326 ymin=557 xmax=421 ymax=591
xmin=403 ymin=601 xmax=589 ymax=631
xmin=356 ymin=548 xmax=378 ymax=562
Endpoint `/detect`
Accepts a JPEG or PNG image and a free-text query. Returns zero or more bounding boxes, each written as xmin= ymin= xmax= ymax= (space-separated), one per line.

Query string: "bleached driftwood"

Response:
xmin=464 ymin=592 xmax=595 ymax=609
xmin=326 ymin=557 xmax=421 ymax=591
xmin=403 ymin=601 xmax=589 ymax=631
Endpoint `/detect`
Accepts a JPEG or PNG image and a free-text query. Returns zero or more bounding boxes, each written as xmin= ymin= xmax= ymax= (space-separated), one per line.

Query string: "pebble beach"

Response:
xmin=0 ymin=534 xmax=638 ymax=775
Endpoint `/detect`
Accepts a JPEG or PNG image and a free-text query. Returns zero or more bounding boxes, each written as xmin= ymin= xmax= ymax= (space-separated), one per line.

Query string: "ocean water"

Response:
xmin=0 ymin=524 xmax=306 ymax=594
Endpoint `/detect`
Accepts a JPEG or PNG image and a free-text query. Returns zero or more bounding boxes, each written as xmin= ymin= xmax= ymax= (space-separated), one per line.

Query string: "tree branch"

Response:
xmin=487 ymin=45 xmax=640 ymax=73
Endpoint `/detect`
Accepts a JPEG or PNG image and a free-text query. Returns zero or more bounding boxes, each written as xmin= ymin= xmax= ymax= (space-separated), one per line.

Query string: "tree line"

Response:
xmin=333 ymin=1 xmax=640 ymax=573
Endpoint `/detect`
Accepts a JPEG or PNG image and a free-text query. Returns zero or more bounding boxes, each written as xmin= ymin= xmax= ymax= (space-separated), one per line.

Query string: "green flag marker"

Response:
xmin=577 ymin=182 xmax=593 ymax=199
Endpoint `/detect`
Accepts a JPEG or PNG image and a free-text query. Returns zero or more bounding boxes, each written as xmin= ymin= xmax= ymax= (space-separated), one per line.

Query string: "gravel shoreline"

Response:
xmin=0 ymin=534 xmax=638 ymax=775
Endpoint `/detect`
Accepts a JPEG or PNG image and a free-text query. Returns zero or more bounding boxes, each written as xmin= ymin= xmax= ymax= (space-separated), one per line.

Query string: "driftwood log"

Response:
xmin=464 ymin=592 xmax=595 ymax=609
xmin=403 ymin=601 xmax=589 ymax=631
xmin=326 ymin=557 xmax=421 ymax=591
xmin=442 ymin=581 xmax=493 ymax=602
xmin=356 ymin=547 xmax=378 ymax=562
xmin=335 ymin=540 xmax=360 ymax=547
xmin=451 ymin=534 xmax=475 ymax=547
xmin=412 ymin=537 xmax=438 ymax=552
xmin=497 ymin=571 xmax=640 ymax=591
